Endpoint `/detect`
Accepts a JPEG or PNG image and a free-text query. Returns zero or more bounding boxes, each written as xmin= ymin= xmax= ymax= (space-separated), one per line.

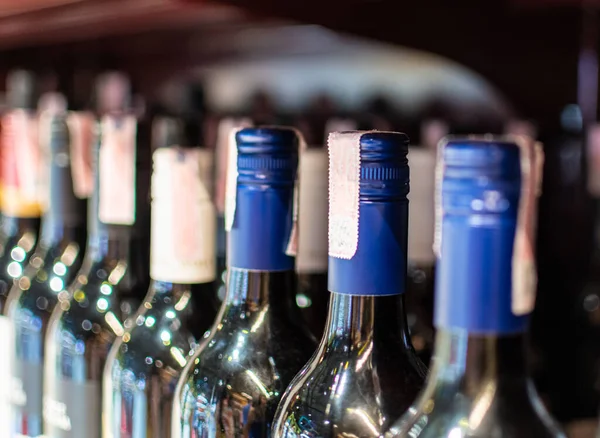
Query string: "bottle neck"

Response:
xmin=150 ymin=280 xmax=217 ymax=339
xmin=0 ymin=215 xmax=40 ymax=241
xmin=229 ymin=182 xmax=295 ymax=271
xmin=427 ymin=329 xmax=529 ymax=395
xmin=221 ymin=268 xmax=299 ymax=326
xmin=86 ymin=225 xmax=136 ymax=265
xmin=329 ymin=200 xmax=408 ymax=296
xmin=39 ymin=187 xmax=86 ymax=249
xmin=323 ymin=293 xmax=413 ymax=349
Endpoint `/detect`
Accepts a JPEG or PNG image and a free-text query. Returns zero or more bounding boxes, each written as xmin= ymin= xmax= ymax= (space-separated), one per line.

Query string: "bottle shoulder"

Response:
xmin=111 ymin=308 xmax=196 ymax=372
xmin=178 ymin=308 xmax=314 ymax=408
xmin=8 ymin=237 xmax=85 ymax=306
xmin=386 ymin=380 xmax=565 ymax=438
xmin=272 ymin=337 xmax=425 ymax=438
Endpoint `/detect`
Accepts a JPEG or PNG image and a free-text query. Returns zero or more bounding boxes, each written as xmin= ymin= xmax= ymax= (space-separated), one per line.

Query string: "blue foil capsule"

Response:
xmin=434 ymin=138 xmax=527 ymax=333
xmin=328 ymin=131 xmax=410 ymax=296
xmin=229 ymin=127 xmax=299 ymax=271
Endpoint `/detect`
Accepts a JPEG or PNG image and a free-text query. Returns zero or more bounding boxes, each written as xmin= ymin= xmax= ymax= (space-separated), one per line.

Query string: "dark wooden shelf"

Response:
xmin=0 ymin=0 xmax=247 ymax=49
xmin=0 ymin=0 xmax=592 ymax=130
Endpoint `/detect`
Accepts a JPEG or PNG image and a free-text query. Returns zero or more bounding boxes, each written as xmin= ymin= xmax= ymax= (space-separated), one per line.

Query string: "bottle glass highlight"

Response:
xmin=43 ymin=98 xmax=150 ymax=438
xmin=5 ymin=109 xmax=89 ymax=437
xmin=386 ymin=138 xmax=564 ymax=438
xmin=173 ymin=127 xmax=316 ymax=438
xmin=102 ymin=132 xmax=218 ymax=437
xmin=272 ymin=131 xmax=426 ymax=438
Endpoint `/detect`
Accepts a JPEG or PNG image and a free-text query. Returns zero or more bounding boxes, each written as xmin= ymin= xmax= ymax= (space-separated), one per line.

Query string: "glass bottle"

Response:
xmin=102 ymin=119 xmax=218 ymax=437
xmin=386 ymin=137 xmax=565 ymax=438
xmin=4 ymin=99 xmax=89 ymax=438
xmin=272 ymin=131 xmax=426 ymax=438
xmin=42 ymin=72 xmax=150 ymax=438
xmin=173 ymin=127 xmax=316 ymax=438
xmin=0 ymin=70 xmax=43 ymax=311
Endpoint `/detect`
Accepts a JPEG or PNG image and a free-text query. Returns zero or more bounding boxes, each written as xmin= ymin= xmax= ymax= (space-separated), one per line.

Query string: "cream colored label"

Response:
xmin=328 ymin=131 xmax=361 ymax=260
xmin=0 ymin=110 xmax=45 ymax=217
xmin=297 ymin=149 xmax=328 ymax=273
xmin=99 ymin=115 xmax=137 ymax=225
xmin=214 ymin=118 xmax=252 ymax=218
xmin=284 ymin=128 xmax=305 ymax=258
xmin=224 ymin=126 xmax=240 ymax=232
xmin=66 ymin=112 xmax=95 ymax=199
xmin=511 ymin=135 xmax=544 ymax=316
xmin=407 ymin=148 xmax=436 ymax=264
xmin=151 ymin=147 xmax=216 ymax=283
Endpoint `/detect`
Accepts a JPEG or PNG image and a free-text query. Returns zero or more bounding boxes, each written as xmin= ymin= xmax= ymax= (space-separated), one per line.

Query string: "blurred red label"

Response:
xmin=0 ymin=110 xmax=44 ymax=217
xmin=67 ymin=112 xmax=94 ymax=199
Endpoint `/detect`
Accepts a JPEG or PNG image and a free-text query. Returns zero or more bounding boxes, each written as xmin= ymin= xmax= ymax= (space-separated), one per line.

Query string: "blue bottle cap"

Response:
xmin=328 ymin=131 xmax=410 ymax=296
xmin=359 ymin=132 xmax=410 ymax=201
xmin=236 ymin=127 xmax=299 ymax=185
xmin=435 ymin=137 xmax=537 ymax=334
xmin=229 ymin=126 xmax=299 ymax=271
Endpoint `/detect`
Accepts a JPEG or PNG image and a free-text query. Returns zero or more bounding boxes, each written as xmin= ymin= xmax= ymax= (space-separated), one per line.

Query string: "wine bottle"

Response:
xmin=295 ymin=146 xmax=328 ymax=339
xmin=386 ymin=137 xmax=565 ymax=438
xmin=3 ymin=91 xmax=89 ymax=438
xmin=42 ymin=72 xmax=150 ymax=438
xmin=102 ymin=117 xmax=217 ymax=438
xmin=272 ymin=131 xmax=426 ymax=438
xmin=0 ymin=70 xmax=43 ymax=312
xmin=293 ymin=117 xmax=357 ymax=339
xmin=213 ymin=116 xmax=253 ymax=303
xmin=404 ymin=120 xmax=448 ymax=365
xmin=0 ymin=71 xmax=43 ymax=434
xmin=172 ymin=126 xmax=316 ymax=438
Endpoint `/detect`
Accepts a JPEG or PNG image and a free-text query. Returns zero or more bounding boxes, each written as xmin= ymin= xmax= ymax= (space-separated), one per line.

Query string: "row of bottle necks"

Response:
xmin=0 ymin=69 xmax=573 ymax=438
xmin=0 ymin=124 xmax=566 ymax=438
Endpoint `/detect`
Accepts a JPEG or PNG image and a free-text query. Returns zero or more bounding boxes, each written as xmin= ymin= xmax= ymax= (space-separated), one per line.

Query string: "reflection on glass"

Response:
xmin=4 ymin=114 xmax=86 ymax=437
xmin=103 ymin=281 xmax=215 ymax=437
xmin=272 ymin=294 xmax=426 ymax=438
xmin=174 ymin=269 xmax=315 ymax=438
xmin=385 ymin=332 xmax=565 ymax=438
xmin=44 ymin=230 xmax=148 ymax=437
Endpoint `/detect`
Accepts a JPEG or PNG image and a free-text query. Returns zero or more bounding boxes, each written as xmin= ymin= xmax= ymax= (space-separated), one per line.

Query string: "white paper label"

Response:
xmin=297 ymin=149 xmax=328 ymax=273
xmin=511 ymin=135 xmax=544 ymax=316
xmin=98 ymin=115 xmax=137 ymax=225
xmin=407 ymin=148 xmax=436 ymax=264
xmin=150 ymin=147 xmax=216 ymax=283
xmin=284 ymin=128 xmax=306 ymax=258
xmin=66 ymin=112 xmax=95 ymax=199
xmin=588 ymin=124 xmax=600 ymax=196
xmin=214 ymin=118 xmax=252 ymax=219
xmin=328 ymin=131 xmax=361 ymax=260
xmin=224 ymin=127 xmax=240 ymax=233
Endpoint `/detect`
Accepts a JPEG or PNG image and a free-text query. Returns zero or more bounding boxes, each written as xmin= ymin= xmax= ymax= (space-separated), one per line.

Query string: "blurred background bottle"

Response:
xmin=387 ymin=137 xmax=563 ymax=438
xmin=4 ymin=86 xmax=89 ymax=437
xmin=43 ymin=71 xmax=150 ymax=438
xmin=404 ymin=119 xmax=448 ymax=365
xmin=102 ymin=120 xmax=217 ymax=437
xmin=0 ymin=70 xmax=43 ymax=311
